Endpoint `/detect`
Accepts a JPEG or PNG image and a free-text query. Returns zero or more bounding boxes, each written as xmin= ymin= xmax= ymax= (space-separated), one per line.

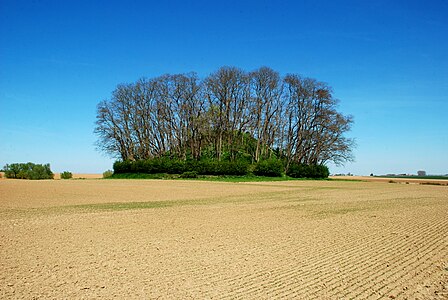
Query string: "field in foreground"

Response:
xmin=0 ymin=179 xmax=447 ymax=299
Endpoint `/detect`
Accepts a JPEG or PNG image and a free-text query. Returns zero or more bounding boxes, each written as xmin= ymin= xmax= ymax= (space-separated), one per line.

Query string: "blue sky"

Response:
xmin=1 ymin=0 xmax=447 ymax=175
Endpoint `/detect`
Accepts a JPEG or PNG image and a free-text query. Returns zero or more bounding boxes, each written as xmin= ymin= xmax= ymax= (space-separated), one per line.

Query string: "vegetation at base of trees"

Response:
xmin=286 ymin=163 xmax=329 ymax=179
xmin=103 ymin=170 xmax=114 ymax=178
xmin=109 ymin=173 xmax=174 ymax=180
xmin=113 ymin=159 xmax=249 ymax=176
xmin=109 ymin=173 xmax=330 ymax=182
xmin=253 ymin=159 xmax=283 ymax=177
xmin=3 ymin=163 xmax=54 ymax=180
xmin=60 ymin=171 xmax=73 ymax=179
xmin=112 ymin=157 xmax=329 ymax=179
xmin=180 ymin=171 xmax=198 ymax=178
xmin=95 ymin=66 xmax=354 ymax=168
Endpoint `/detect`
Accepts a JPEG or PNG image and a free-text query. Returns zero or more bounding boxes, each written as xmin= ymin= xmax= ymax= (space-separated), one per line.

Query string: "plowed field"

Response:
xmin=1 ymin=179 xmax=447 ymax=299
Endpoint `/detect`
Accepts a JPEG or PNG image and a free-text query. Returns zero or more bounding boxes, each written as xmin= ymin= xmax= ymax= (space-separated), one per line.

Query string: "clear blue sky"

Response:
xmin=1 ymin=0 xmax=447 ymax=175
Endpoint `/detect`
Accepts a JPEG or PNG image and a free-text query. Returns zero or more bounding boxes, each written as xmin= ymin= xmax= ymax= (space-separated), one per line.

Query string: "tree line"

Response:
xmin=95 ymin=66 xmax=354 ymax=170
xmin=3 ymin=163 xmax=54 ymax=180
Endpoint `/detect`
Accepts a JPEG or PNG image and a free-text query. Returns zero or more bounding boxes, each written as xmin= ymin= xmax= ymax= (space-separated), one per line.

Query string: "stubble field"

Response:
xmin=0 ymin=178 xmax=447 ymax=299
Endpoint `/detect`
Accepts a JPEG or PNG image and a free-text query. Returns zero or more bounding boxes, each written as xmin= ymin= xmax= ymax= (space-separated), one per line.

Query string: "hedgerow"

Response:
xmin=113 ymin=158 xmax=329 ymax=179
xmin=286 ymin=163 xmax=329 ymax=179
xmin=253 ymin=159 xmax=283 ymax=177
xmin=113 ymin=158 xmax=249 ymax=176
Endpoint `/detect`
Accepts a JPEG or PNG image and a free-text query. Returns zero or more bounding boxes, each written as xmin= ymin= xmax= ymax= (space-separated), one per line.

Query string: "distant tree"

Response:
xmin=3 ymin=163 xmax=54 ymax=180
xmin=60 ymin=171 xmax=73 ymax=179
xmin=417 ymin=170 xmax=426 ymax=176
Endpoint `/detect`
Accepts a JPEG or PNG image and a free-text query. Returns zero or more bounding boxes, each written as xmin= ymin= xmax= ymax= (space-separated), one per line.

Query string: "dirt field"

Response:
xmin=331 ymin=175 xmax=448 ymax=186
xmin=0 ymin=173 xmax=102 ymax=180
xmin=1 ymin=179 xmax=447 ymax=299
xmin=54 ymin=173 xmax=103 ymax=180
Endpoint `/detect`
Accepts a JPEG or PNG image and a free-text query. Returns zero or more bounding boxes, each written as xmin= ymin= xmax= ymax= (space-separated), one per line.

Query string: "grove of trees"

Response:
xmin=3 ymin=163 xmax=54 ymax=180
xmin=95 ymin=66 xmax=354 ymax=175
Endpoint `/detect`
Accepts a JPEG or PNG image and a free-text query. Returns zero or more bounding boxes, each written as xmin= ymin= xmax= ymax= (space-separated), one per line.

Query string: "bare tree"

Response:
xmin=204 ymin=67 xmax=250 ymax=161
xmin=282 ymin=74 xmax=354 ymax=169
xmin=95 ymin=67 xmax=354 ymax=167
xmin=95 ymin=84 xmax=137 ymax=161
xmin=155 ymin=73 xmax=204 ymax=159
xmin=249 ymin=67 xmax=283 ymax=161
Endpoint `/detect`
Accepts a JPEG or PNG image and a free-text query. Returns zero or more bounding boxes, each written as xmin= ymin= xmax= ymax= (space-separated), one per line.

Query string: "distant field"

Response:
xmin=0 ymin=173 xmax=103 ymax=180
xmin=332 ymin=175 xmax=448 ymax=186
xmin=375 ymin=175 xmax=448 ymax=180
xmin=1 ymin=179 xmax=447 ymax=299
xmin=53 ymin=173 xmax=103 ymax=180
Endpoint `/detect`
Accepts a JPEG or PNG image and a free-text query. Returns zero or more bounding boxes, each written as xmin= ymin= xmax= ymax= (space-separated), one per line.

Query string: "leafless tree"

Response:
xmin=95 ymin=67 xmax=354 ymax=167
xmin=282 ymin=74 xmax=354 ymax=169
xmin=204 ymin=67 xmax=251 ymax=161
xmin=249 ymin=67 xmax=283 ymax=161
xmin=155 ymin=73 xmax=205 ymax=159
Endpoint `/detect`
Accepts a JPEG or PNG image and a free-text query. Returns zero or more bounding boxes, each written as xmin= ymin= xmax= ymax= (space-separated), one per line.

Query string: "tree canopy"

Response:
xmin=3 ymin=163 xmax=54 ymax=180
xmin=95 ymin=66 xmax=354 ymax=168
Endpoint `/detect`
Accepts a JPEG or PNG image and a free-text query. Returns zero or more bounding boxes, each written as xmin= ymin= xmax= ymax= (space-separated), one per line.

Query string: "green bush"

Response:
xmin=193 ymin=160 xmax=249 ymax=176
xmin=103 ymin=170 xmax=114 ymax=178
xmin=130 ymin=159 xmax=147 ymax=173
xmin=3 ymin=163 xmax=54 ymax=180
xmin=113 ymin=158 xmax=249 ymax=176
xmin=286 ymin=163 xmax=329 ymax=179
xmin=220 ymin=160 xmax=250 ymax=176
xmin=163 ymin=159 xmax=186 ymax=174
xmin=113 ymin=160 xmax=132 ymax=174
xmin=253 ymin=159 xmax=283 ymax=177
xmin=180 ymin=171 xmax=198 ymax=178
xmin=60 ymin=171 xmax=73 ymax=179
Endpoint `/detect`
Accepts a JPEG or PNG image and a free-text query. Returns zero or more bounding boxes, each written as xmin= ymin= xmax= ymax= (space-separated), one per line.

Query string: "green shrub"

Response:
xmin=180 ymin=171 xmax=198 ymax=178
xmin=253 ymin=159 xmax=283 ymax=177
xmin=222 ymin=160 xmax=249 ymax=176
xmin=113 ymin=160 xmax=132 ymax=174
xmin=195 ymin=160 xmax=249 ymax=176
xmin=60 ymin=171 xmax=73 ymax=179
xmin=287 ymin=163 xmax=329 ymax=179
xmin=3 ymin=163 xmax=54 ymax=180
xmin=163 ymin=159 xmax=186 ymax=174
xmin=113 ymin=158 xmax=249 ymax=176
xmin=103 ymin=170 xmax=114 ymax=178
xmin=130 ymin=159 xmax=147 ymax=173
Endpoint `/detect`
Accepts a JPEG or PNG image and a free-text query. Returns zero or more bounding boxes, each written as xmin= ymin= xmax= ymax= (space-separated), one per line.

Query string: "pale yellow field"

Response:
xmin=0 ymin=179 xmax=447 ymax=299
xmin=53 ymin=173 xmax=103 ymax=180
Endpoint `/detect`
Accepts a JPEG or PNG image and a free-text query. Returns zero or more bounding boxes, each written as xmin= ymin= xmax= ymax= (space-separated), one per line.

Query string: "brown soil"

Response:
xmin=0 ymin=173 xmax=102 ymax=180
xmin=1 ymin=179 xmax=447 ymax=299
xmin=331 ymin=175 xmax=448 ymax=185
xmin=54 ymin=173 xmax=103 ymax=180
